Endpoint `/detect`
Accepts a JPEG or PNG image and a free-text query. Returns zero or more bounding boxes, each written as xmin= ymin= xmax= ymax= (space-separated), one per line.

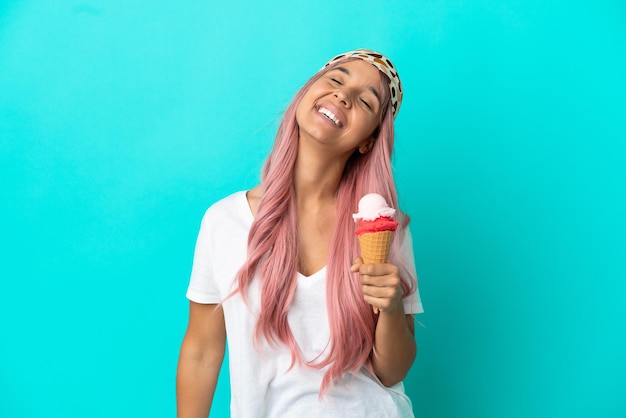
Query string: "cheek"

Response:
xmin=295 ymin=100 xmax=309 ymax=127
xmin=297 ymin=89 xmax=317 ymax=116
xmin=360 ymin=115 xmax=380 ymax=138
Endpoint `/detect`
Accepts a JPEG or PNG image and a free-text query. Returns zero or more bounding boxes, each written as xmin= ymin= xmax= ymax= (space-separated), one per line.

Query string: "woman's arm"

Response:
xmin=352 ymin=259 xmax=417 ymax=387
xmin=176 ymin=302 xmax=226 ymax=418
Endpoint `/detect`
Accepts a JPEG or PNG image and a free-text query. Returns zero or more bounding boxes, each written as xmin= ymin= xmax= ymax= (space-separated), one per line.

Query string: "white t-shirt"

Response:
xmin=186 ymin=191 xmax=423 ymax=418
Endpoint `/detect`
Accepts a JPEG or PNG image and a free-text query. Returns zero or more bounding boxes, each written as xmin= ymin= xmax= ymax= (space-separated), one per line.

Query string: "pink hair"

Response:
xmin=232 ymin=59 xmax=417 ymax=393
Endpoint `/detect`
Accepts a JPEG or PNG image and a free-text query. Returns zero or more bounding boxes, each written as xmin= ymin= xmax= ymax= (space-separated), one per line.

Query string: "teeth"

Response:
xmin=318 ymin=107 xmax=340 ymax=126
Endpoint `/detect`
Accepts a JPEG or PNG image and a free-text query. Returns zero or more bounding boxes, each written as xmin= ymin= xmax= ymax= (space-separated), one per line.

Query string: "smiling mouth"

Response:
xmin=317 ymin=106 xmax=342 ymax=127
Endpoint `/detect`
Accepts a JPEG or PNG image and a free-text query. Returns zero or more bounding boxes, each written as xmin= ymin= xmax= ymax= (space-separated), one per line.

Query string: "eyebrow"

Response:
xmin=333 ymin=66 xmax=382 ymax=105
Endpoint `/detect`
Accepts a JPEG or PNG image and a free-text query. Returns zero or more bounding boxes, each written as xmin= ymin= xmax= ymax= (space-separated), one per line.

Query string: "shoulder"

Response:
xmin=201 ymin=190 xmax=251 ymax=227
xmin=207 ymin=190 xmax=246 ymax=212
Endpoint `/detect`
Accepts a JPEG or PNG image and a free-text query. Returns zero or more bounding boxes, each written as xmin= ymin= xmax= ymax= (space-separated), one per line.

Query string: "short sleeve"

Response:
xmin=185 ymin=211 xmax=222 ymax=304
xmin=398 ymin=228 xmax=424 ymax=315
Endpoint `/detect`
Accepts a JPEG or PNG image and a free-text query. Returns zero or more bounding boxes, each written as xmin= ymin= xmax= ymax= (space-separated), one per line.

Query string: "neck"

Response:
xmin=293 ymin=130 xmax=356 ymax=203
xmin=293 ymin=148 xmax=348 ymax=207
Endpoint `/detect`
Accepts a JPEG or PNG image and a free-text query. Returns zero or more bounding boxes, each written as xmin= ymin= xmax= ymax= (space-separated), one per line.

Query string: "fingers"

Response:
xmin=351 ymin=257 xmax=363 ymax=272
xmin=358 ymin=263 xmax=399 ymax=283
xmin=362 ymin=286 xmax=402 ymax=311
xmin=354 ymin=262 xmax=403 ymax=313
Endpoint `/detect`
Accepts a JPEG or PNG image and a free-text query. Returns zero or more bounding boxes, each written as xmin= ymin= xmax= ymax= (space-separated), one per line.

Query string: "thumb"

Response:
xmin=351 ymin=257 xmax=363 ymax=272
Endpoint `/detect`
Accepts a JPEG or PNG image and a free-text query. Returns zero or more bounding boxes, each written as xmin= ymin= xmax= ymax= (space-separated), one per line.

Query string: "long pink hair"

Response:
xmin=232 ymin=59 xmax=416 ymax=392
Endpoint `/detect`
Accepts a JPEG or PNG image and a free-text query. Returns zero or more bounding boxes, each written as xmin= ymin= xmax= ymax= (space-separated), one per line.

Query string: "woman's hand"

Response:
xmin=351 ymin=257 xmax=404 ymax=313
xmin=351 ymin=257 xmax=416 ymax=386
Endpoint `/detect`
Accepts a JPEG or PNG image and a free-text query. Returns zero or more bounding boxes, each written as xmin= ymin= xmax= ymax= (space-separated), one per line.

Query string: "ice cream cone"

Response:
xmin=357 ymin=231 xmax=394 ymax=314
xmin=357 ymin=231 xmax=394 ymax=264
xmin=353 ymin=193 xmax=399 ymax=315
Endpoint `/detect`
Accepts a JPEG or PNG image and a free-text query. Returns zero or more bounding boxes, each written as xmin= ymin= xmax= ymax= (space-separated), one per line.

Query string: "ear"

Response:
xmin=358 ymin=138 xmax=375 ymax=154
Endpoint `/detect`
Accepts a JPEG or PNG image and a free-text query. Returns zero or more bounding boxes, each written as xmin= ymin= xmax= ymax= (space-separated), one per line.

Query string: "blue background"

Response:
xmin=1 ymin=1 xmax=624 ymax=417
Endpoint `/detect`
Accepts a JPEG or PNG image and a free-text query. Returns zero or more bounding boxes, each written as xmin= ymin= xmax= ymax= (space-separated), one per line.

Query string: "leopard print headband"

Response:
xmin=324 ymin=49 xmax=403 ymax=118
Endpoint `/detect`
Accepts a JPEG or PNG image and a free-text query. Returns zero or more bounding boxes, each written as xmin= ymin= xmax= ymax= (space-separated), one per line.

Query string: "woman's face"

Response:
xmin=296 ymin=59 xmax=385 ymax=157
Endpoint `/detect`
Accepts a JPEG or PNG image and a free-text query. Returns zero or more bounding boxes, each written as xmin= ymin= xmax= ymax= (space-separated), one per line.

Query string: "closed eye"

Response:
xmin=361 ymin=98 xmax=372 ymax=110
xmin=330 ymin=77 xmax=342 ymax=85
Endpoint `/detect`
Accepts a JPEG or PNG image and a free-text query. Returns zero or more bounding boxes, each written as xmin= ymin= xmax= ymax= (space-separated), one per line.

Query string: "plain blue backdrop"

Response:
xmin=1 ymin=1 xmax=625 ymax=417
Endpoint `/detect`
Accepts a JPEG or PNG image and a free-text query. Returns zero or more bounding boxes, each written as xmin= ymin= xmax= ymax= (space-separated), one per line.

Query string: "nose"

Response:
xmin=334 ymin=90 xmax=352 ymax=108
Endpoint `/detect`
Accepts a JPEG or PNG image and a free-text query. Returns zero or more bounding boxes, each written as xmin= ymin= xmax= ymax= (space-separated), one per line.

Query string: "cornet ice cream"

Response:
xmin=353 ymin=193 xmax=398 ymax=264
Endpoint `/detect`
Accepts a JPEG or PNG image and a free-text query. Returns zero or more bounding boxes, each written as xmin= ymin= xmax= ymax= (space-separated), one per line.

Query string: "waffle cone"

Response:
xmin=357 ymin=231 xmax=394 ymax=263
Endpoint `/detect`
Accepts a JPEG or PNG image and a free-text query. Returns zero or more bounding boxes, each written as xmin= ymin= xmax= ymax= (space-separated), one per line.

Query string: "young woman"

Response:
xmin=176 ymin=49 xmax=423 ymax=417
